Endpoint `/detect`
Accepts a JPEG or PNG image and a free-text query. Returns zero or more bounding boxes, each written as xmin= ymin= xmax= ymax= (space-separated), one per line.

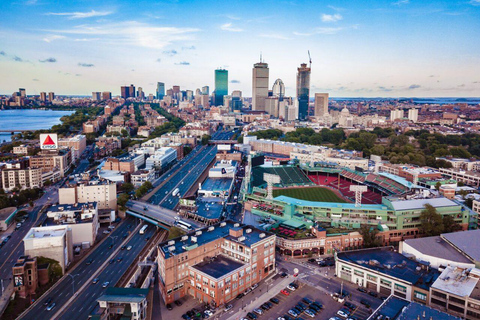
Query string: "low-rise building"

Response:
xmin=29 ymin=149 xmax=72 ymax=177
xmin=145 ymin=147 xmax=176 ymax=171
xmin=0 ymin=163 xmax=42 ymax=191
xmin=12 ymin=255 xmax=38 ymax=299
xmin=23 ymin=226 xmax=73 ymax=274
xmin=58 ymin=135 xmax=86 ymax=162
xmin=131 ymin=169 xmax=155 ymax=187
xmin=0 ymin=207 xmax=17 ymax=231
xmin=93 ymin=287 xmax=149 ymax=320
xmin=59 ymin=180 xmax=117 ymax=210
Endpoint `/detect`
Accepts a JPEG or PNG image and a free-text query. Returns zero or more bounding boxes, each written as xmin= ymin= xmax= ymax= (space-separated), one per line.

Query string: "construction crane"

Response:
xmin=308 ymin=50 xmax=312 ymax=68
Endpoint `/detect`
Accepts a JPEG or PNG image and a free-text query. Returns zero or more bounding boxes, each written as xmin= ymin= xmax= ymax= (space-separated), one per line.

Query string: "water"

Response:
xmin=0 ymin=109 xmax=74 ymax=142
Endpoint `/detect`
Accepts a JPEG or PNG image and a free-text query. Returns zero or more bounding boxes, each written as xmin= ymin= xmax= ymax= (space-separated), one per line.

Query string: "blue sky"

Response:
xmin=1 ymin=0 xmax=479 ymax=97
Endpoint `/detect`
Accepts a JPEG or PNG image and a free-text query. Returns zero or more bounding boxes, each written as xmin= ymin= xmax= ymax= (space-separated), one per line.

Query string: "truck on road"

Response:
xmin=172 ymin=188 xmax=180 ymax=197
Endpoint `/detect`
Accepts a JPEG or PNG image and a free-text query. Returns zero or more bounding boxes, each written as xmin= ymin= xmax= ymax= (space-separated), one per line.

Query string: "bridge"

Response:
xmin=209 ymin=140 xmax=238 ymax=145
xmin=0 ymin=130 xmax=31 ymax=133
xmin=125 ymin=200 xmax=200 ymax=230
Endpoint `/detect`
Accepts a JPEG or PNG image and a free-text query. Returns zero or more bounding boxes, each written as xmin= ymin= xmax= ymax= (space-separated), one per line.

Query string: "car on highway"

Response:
xmin=86 ymin=258 xmax=93 ymax=265
xmin=121 ymin=245 xmax=126 ymax=250
xmin=127 ymin=246 xmax=132 ymax=250
xmin=44 ymin=297 xmax=53 ymax=306
xmin=108 ymin=244 xmax=114 ymax=249
xmin=46 ymin=302 xmax=56 ymax=311
xmin=117 ymin=257 xmax=123 ymax=262
xmin=103 ymin=230 xmax=110 ymax=234
xmin=102 ymin=281 xmax=110 ymax=288
xmin=92 ymin=278 xmax=99 ymax=284
xmin=109 ymin=259 xmax=115 ymax=264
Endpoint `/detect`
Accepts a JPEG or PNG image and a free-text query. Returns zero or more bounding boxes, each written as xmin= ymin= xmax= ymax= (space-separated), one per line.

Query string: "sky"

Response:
xmin=1 ymin=0 xmax=480 ymax=97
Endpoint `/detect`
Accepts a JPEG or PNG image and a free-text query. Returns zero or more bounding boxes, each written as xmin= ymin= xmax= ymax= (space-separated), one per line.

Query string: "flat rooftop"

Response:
xmin=403 ymin=236 xmax=473 ymax=265
xmin=98 ymin=287 xmax=149 ymax=304
xmin=191 ymin=255 xmax=245 ymax=279
xmin=431 ymin=266 xmax=479 ymax=298
xmin=441 ymin=229 xmax=480 ymax=262
xmin=159 ymin=220 xmax=273 ymax=259
xmin=337 ymin=247 xmax=440 ymax=289
xmin=201 ymin=177 xmax=233 ymax=192
xmin=0 ymin=207 xmax=16 ymax=220
xmin=372 ymin=296 xmax=460 ymax=320
xmin=274 ymin=195 xmax=389 ymax=211
xmin=387 ymin=197 xmax=459 ymax=211
xmin=47 ymin=202 xmax=97 ymax=213
xmin=24 ymin=226 xmax=67 ymax=239
xmin=195 ymin=198 xmax=224 ymax=220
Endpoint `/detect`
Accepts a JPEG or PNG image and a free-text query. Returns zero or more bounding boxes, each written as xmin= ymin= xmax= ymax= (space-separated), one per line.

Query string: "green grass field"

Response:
xmin=273 ymin=187 xmax=347 ymax=203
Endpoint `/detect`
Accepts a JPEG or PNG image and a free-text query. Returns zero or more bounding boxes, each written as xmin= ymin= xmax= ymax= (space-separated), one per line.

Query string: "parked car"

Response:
xmin=368 ymin=291 xmax=378 ymax=297
xmin=357 ymin=287 xmax=367 ymax=293
xmin=281 ymin=289 xmax=290 ymax=296
xmin=360 ymin=299 xmax=371 ymax=308
xmin=337 ymin=308 xmax=350 ymax=318
xmin=280 ymin=272 xmax=288 ymax=278
xmin=251 ymin=283 xmax=258 ymax=290
xmin=225 ymin=304 xmax=233 ymax=311
xmin=175 ymin=300 xmax=182 ymax=306
xmin=270 ymin=297 xmax=280 ymax=304
xmin=344 ymin=302 xmax=357 ymax=311
xmin=287 ymin=283 xmax=297 ymax=291
xmin=302 ymin=297 xmax=313 ymax=305
xmin=247 ymin=312 xmax=257 ymax=319
xmin=304 ymin=309 xmax=315 ymax=318
xmin=288 ymin=309 xmax=299 ymax=317
xmin=253 ymin=308 xmax=263 ymax=315
xmin=166 ymin=304 xmax=173 ymax=310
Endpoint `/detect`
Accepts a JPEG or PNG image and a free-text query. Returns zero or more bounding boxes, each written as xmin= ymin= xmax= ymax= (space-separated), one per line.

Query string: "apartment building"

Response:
xmin=438 ymin=168 xmax=480 ymax=187
xmin=59 ymin=180 xmax=117 ymax=210
xmin=12 ymin=255 xmax=38 ymax=299
xmin=0 ymin=163 xmax=42 ymax=191
xmin=157 ymin=221 xmax=275 ymax=305
xmin=29 ymin=149 xmax=72 ymax=177
xmin=58 ymin=135 xmax=87 ymax=162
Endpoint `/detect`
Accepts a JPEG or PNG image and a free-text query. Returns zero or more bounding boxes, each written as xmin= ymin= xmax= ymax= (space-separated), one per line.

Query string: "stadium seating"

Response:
xmin=251 ymin=166 xmax=313 ymax=188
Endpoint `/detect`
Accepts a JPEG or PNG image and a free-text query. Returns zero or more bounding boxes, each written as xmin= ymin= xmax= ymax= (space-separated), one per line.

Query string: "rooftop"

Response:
xmin=97 ymin=287 xmax=149 ymax=304
xmin=191 ymin=255 xmax=245 ymax=279
xmin=159 ymin=220 xmax=273 ymax=259
xmin=441 ymin=229 xmax=480 ymax=262
xmin=403 ymin=235 xmax=473 ymax=265
xmin=195 ymin=198 xmax=224 ymax=220
xmin=386 ymin=197 xmax=459 ymax=211
xmin=378 ymin=172 xmax=417 ymax=189
xmin=0 ymin=207 xmax=17 ymax=220
xmin=200 ymin=177 xmax=233 ymax=192
xmin=431 ymin=266 xmax=479 ymax=298
xmin=337 ymin=247 xmax=440 ymax=289
xmin=274 ymin=195 xmax=389 ymax=211
xmin=24 ymin=226 xmax=67 ymax=240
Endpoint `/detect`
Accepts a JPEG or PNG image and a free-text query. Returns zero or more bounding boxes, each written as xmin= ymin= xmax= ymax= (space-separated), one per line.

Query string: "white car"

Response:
xmin=224 ymin=304 xmax=233 ymax=312
xmin=204 ymin=310 xmax=213 ymax=317
xmin=288 ymin=309 xmax=299 ymax=317
xmin=287 ymin=285 xmax=297 ymax=291
xmin=337 ymin=310 xmax=348 ymax=318
xmin=253 ymin=308 xmax=263 ymax=315
xmin=103 ymin=230 xmax=110 ymax=234
xmin=127 ymin=246 xmax=132 ymax=250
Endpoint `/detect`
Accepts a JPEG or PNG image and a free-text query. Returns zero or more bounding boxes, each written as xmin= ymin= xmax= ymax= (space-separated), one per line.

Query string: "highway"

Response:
xmin=19 ymin=216 xmax=155 ymax=320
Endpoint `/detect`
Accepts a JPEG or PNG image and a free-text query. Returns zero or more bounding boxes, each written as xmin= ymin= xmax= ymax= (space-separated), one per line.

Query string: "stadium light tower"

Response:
xmin=264 ymin=173 xmax=281 ymax=200
xmin=350 ymin=185 xmax=368 ymax=207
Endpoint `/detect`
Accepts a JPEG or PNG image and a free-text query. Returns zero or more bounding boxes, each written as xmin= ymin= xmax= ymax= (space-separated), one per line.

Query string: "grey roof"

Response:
xmin=441 ymin=229 xmax=480 ymax=262
xmin=403 ymin=236 xmax=472 ymax=264
xmin=97 ymin=287 xmax=149 ymax=304
xmin=191 ymin=255 xmax=245 ymax=279
xmin=397 ymin=301 xmax=460 ymax=320
xmin=201 ymin=177 xmax=233 ymax=192
xmin=388 ymin=197 xmax=458 ymax=211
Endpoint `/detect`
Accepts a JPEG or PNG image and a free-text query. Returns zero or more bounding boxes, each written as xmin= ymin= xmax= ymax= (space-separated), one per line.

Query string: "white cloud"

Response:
xmin=43 ymin=21 xmax=200 ymax=49
xmin=470 ymin=0 xmax=480 ymax=6
xmin=392 ymin=0 xmax=410 ymax=6
xmin=294 ymin=27 xmax=344 ymax=36
xmin=321 ymin=13 xmax=342 ymax=23
xmin=43 ymin=35 xmax=66 ymax=43
xmin=46 ymin=10 xmax=113 ymax=20
xmin=220 ymin=23 xmax=243 ymax=32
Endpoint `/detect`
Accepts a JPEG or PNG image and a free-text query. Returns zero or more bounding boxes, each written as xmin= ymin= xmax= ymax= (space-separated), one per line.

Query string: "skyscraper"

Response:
xmin=156 ymin=82 xmax=165 ymax=99
xmin=121 ymin=84 xmax=135 ymax=99
xmin=202 ymin=86 xmax=209 ymax=95
xmin=19 ymin=88 xmax=26 ymax=98
xmin=314 ymin=93 xmax=329 ymax=117
xmin=48 ymin=92 xmax=55 ymax=102
xmin=252 ymin=60 xmax=269 ymax=111
xmin=272 ymin=79 xmax=285 ymax=101
xmin=408 ymin=108 xmax=419 ymax=123
xmin=92 ymin=92 xmax=101 ymax=101
xmin=102 ymin=92 xmax=112 ymax=100
xmin=214 ymin=69 xmax=228 ymax=106
xmin=296 ymin=63 xmax=311 ymax=120
xmin=40 ymin=92 xmax=47 ymax=102
xmin=128 ymin=84 xmax=136 ymax=99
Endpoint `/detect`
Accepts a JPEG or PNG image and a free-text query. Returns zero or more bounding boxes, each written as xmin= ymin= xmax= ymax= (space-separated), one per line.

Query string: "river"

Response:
xmin=0 ymin=109 xmax=74 ymax=142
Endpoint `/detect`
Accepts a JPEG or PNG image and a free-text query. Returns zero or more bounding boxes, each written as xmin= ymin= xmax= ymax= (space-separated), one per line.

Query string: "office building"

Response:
xmin=40 ymin=92 xmax=47 ymax=102
xmin=157 ymin=221 xmax=276 ymax=305
xmin=23 ymin=226 xmax=73 ymax=274
xmin=12 ymin=255 xmax=38 ymax=299
xmin=145 ymin=147 xmax=177 ymax=171
xmin=0 ymin=164 xmax=42 ymax=191
xmin=121 ymin=84 xmax=136 ymax=99
xmin=59 ymin=180 xmax=117 ymax=210
xmin=314 ymin=93 xmax=329 ymax=117
xmin=93 ymin=287 xmax=148 ymax=320
xmin=296 ymin=63 xmax=311 ymax=120
xmin=137 ymin=87 xmax=145 ymax=100
xmin=214 ymin=69 xmax=228 ymax=106
xmin=29 ymin=149 xmax=72 ymax=177
xmin=252 ymin=61 xmax=269 ymax=111
xmin=92 ymin=92 xmax=101 ymax=101
xmin=202 ymin=86 xmax=209 ymax=95
xmin=102 ymin=91 xmax=112 ymax=100
xmin=156 ymin=82 xmax=165 ymax=99
xmin=272 ymin=79 xmax=285 ymax=101
xmin=48 ymin=92 xmax=55 ymax=102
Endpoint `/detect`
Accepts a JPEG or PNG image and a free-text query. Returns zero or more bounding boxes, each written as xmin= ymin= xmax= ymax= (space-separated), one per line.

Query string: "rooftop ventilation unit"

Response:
xmin=238 ymin=236 xmax=245 ymax=242
xmin=181 ymin=235 xmax=188 ymax=241
xmin=246 ymin=228 xmax=252 ymax=234
xmin=168 ymin=240 xmax=175 ymax=245
xmin=208 ymin=226 xmax=215 ymax=231
xmin=234 ymin=223 xmax=240 ymax=227
xmin=168 ymin=246 xmax=175 ymax=252
xmin=196 ymin=231 xmax=202 ymax=236
xmin=259 ymin=233 xmax=266 ymax=238
xmin=191 ymin=236 xmax=197 ymax=243
xmin=220 ymin=222 xmax=226 ymax=227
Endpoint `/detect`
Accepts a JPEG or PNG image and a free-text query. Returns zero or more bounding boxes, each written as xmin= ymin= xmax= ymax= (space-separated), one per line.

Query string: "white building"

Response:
xmin=408 ymin=108 xmax=419 ymax=123
xmin=59 ymin=180 xmax=117 ymax=210
xmin=390 ymin=109 xmax=404 ymax=121
xmin=145 ymin=147 xmax=177 ymax=170
xmin=0 ymin=164 xmax=42 ymax=191
xmin=131 ymin=169 xmax=156 ymax=187
xmin=23 ymin=226 xmax=73 ymax=274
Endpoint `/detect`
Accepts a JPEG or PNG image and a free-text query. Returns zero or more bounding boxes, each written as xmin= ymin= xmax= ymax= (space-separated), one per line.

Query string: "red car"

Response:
xmin=281 ymin=289 xmax=290 ymax=296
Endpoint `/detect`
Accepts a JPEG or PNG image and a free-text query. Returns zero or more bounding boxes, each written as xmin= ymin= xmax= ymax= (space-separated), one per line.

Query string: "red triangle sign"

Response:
xmin=43 ymin=135 xmax=55 ymax=145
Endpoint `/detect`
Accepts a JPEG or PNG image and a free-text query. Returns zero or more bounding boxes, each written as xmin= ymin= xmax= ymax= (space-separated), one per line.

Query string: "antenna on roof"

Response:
xmin=260 ymin=52 xmax=263 ymax=63
xmin=308 ymin=50 xmax=312 ymax=68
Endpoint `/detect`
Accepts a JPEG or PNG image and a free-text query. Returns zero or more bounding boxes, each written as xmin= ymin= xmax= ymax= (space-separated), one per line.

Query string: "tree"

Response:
xmin=117 ymin=193 xmax=129 ymax=209
xmin=44 ymin=179 xmax=52 ymax=187
xmin=359 ymin=225 xmax=382 ymax=248
xmin=121 ymin=183 xmax=134 ymax=194
xmin=201 ymin=134 xmax=211 ymax=145
xmin=442 ymin=215 xmax=462 ymax=233
xmin=419 ymin=204 xmax=444 ymax=236
xmin=435 ymin=181 xmax=442 ymax=191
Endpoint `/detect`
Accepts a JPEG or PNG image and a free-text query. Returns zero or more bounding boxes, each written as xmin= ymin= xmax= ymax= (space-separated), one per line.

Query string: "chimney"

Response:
xmin=229 ymin=227 xmax=243 ymax=238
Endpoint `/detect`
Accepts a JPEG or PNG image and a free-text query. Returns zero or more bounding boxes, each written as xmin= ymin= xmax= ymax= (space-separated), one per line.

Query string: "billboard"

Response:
xmin=40 ymin=133 xmax=58 ymax=150
xmin=218 ymin=144 xmax=231 ymax=151
xmin=14 ymin=275 xmax=23 ymax=287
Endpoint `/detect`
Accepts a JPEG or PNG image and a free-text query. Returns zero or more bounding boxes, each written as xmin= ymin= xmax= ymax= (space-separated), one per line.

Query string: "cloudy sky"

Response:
xmin=1 ymin=0 xmax=479 ymax=97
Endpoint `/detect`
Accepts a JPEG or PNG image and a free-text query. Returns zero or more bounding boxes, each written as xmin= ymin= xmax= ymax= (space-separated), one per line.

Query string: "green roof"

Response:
xmin=281 ymin=219 xmax=307 ymax=229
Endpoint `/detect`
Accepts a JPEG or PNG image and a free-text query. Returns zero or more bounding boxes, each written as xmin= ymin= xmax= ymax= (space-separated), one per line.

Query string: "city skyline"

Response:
xmin=1 ymin=0 xmax=479 ymax=97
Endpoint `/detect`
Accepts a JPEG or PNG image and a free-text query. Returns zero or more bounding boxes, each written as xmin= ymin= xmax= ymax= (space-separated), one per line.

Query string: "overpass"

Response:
xmin=209 ymin=140 xmax=238 ymax=145
xmin=126 ymin=200 xmax=201 ymax=230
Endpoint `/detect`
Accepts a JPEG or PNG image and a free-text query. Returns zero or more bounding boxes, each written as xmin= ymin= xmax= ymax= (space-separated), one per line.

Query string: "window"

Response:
xmin=381 ymin=279 xmax=392 ymax=287
xmin=367 ymin=274 xmax=377 ymax=281
xmin=414 ymin=291 xmax=427 ymax=301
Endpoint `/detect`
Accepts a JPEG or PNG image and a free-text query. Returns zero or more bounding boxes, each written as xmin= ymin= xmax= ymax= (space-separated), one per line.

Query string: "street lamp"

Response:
xmin=67 ymin=274 xmax=79 ymax=295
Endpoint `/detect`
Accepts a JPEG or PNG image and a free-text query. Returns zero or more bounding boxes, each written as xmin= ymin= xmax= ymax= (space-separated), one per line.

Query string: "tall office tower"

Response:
xmin=92 ymin=92 xmax=101 ymax=101
xmin=128 ymin=84 xmax=136 ymax=98
xmin=214 ymin=69 xmax=228 ymax=106
xmin=166 ymin=88 xmax=173 ymax=97
xmin=314 ymin=93 xmax=329 ymax=117
xmin=272 ymin=79 xmax=285 ymax=101
xmin=19 ymin=88 xmax=26 ymax=98
xmin=102 ymin=92 xmax=112 ymax=100
xmin=296 ymin=63 xmax=311 ymax=120
xmin=252 ymin=60 xmax=269 ymax=111
xmin=195 ymin=88 xmax=202 ymax=96
xmin=390 ymin=109 xmax=404 ymax=121
xmin=202 ymin=86 xmax=209 ymax=95
xmin=408 ymin=108 xmax=419 ymax=123
xmin=186 ymin=90 xmax=194 ymax=102
xmin=137 ymin=87 xmax=145 ymax=100
xmin=121 ymin=86 xmax=128 ymax=99
xmin=48 ymin=92 xmax=55 ymax=102
xmin=40 ymin=92 xmax=47 ymax=102
xmin=121 ymin=85 xmax=135 ymax=99
xmin=172 ymin=85 xmax=181 ymax=102
xmin=156 ymin=82 xmax=165 ymax=99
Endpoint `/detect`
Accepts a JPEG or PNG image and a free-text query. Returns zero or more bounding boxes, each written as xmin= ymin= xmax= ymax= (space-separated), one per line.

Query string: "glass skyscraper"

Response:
xmin=156 ymin=82 xmax=165 ymax=99
xmin=214 ymin=69 xmax=228 ymax=106
xmin=296 ymin=63 xmax=311 ymax=120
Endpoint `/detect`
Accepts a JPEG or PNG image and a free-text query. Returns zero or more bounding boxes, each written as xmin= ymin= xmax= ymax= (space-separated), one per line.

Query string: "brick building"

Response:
xmin=12 ymin=255 xmax=38 ymax=299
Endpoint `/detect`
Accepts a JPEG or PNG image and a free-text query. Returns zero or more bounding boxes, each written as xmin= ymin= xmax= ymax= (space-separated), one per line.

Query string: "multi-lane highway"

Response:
xmin=19 ymin=216 xmax=156 ymax=320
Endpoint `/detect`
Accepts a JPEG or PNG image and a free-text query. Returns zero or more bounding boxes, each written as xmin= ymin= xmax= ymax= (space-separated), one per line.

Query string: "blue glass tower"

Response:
xmin=214 ymin=69 xmax=228 ymax=106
